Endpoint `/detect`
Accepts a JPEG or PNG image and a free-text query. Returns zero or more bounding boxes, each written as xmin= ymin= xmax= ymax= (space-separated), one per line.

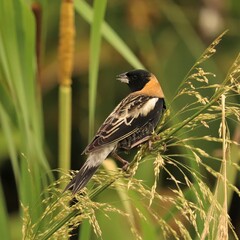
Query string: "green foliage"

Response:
xmin=0 ymin=0 xmax=52 ymax=237
xmin=25 ymin=33 xmax=240 ymax=239
xmin=0 ymin=0 xmax=239 ymax=240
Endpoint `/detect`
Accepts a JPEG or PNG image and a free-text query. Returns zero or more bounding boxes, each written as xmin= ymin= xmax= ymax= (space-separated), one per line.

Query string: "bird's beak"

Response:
xmin=116 ymin=72 xmax=129 ymax=84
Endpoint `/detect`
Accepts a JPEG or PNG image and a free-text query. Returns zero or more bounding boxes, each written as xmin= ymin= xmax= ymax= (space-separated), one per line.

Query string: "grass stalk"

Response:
xmin=216 ymin=94 xmax=228 ymax=239
xmin=57 ymin=2 xmax=75 ymax=238
xmin=58 ymin=0 xmax=75 ymax=176
xmin=40 ymin=208 xmax=79 ymax=240
xmin=39 ymin=177 xmax=117 ymax=239
xmin=200 ymin=94 xmax=229 ymax=240
xmin=221 ymin=94 xmax=228 ymax=213
xmin=59 ymin=86 xmax=72 ymax=172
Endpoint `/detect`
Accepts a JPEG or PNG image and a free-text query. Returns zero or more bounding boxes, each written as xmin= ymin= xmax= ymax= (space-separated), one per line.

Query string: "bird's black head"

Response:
xmin=117 ymin=69 xmax=151 ymax=92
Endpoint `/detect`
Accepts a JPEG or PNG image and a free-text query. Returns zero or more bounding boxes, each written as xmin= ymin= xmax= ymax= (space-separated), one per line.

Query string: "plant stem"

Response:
xmin=59 ymin=85 xmax=72 ymax=173
xmin=58 ymin=0 xmax=75 ymax=176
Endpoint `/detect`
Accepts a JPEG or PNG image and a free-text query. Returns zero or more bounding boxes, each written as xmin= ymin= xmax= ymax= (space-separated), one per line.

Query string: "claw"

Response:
xmin=111 ymin=151 xmax=129 ymax=169
xmin=147 ymin=134 xmax=160 ymax=151
xmin=147 ymin=134 xmax=166 ymax=152
xmin=122 ymin=162 xmax=130 ymax=171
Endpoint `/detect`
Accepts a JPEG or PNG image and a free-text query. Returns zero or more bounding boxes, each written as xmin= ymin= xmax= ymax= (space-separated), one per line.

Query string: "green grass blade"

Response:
xmin=74 ymin=0 xmax=144 ymax=70
xmin=39 ymin=208 xmax=79 ymax=240
xmin=0 ymin=0 xmax=53 ymax=235
xmin=20 ymin=153 xmax=45 ymax=226
xmin=88 ymin=0 xmax=108 ymax=138
xmin=0 ymin=182 xmax=11 ymax=240
xmin=0 ymin=104 xmax=20 ymax=187
xmin=0 ymin=0 xmax=50 ymax=171
xmin=79 ymin=220 xmax=92 ymax=240
xmin=0 ymin=0 xmax=30 ymax=132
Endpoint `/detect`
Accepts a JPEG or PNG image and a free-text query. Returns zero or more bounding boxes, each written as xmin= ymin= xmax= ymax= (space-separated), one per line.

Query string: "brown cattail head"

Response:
xmin=58 ymin=0 xmax=75 ymax=86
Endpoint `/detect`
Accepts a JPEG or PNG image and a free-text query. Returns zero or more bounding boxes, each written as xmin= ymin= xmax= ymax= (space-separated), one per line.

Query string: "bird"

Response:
xmin=64 ymin=69 xmax=166 ymax=194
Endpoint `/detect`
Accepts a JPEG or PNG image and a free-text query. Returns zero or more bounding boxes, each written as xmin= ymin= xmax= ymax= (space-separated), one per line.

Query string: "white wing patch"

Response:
xmin=132 ymin=97 xmax=158 ymax=117
xmin=121 ymin=97 xmax=158 ymax=121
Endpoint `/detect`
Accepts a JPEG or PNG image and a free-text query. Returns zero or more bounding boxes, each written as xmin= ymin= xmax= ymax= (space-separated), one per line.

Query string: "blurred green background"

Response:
xmin=0 ymin=0 xmax=239 ymax=239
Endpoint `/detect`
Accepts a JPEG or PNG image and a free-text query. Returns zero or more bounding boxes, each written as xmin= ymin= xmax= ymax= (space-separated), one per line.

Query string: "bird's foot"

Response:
xmin=147 ymin=134 xmax=167 ymax=152
xmin=151 ymin=134 xmax=161 ymax=142
xmin=112 ymin=152 xmax=129 ymax=170
xmin=147 ymin=135 xmax=160 ymax=150
xmin=122 ymin=161 xmax=130 ymax=171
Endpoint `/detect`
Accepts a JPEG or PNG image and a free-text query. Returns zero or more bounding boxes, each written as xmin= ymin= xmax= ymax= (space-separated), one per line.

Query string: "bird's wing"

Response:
xmin=83 ymin=94 xmax=164 ymax=154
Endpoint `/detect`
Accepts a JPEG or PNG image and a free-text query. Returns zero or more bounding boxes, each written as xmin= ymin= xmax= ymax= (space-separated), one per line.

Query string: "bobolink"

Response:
xmin=65 ymin=69 xmax=166 ymax=194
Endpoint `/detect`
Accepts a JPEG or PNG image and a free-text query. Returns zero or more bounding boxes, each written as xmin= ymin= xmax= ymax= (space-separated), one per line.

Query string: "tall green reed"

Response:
xmin=0 ymin=0 xmax=53 ymax=237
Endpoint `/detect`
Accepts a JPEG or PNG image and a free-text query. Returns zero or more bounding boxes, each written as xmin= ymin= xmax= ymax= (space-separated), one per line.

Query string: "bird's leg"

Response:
xmin=111 ymin=151 xmax=129 ymax=171
xmin=147 ymin=133 xmax=167 ymax=152
xmin=147 ymin=139 xmax=154 ymax=151
xmin=147 ymin=133 xmax=161 ymax=150
xmin=151 ymin=132 xmax=161 ymax=142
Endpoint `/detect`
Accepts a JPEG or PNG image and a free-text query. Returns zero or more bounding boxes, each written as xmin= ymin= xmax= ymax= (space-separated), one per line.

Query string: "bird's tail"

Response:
xmin=64 ymin=145 xmax=115 ymax=194
xmin=64 ymin=161 xmax=99 ymax=194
